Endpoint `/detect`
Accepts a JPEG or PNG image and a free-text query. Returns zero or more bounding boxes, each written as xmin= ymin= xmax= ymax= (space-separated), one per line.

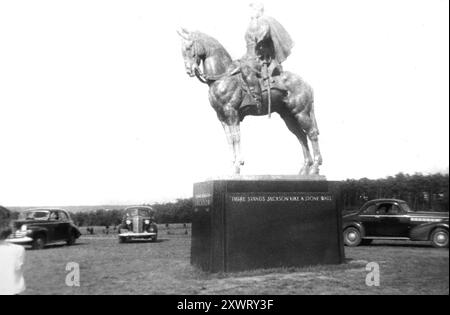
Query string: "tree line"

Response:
xmin=70 ymin=198 xmax=194 ymax=227
xmin=3 ymin=173 xmax=448 ymax=227
xmin=341 ymin=173 xmax=448 ymax=211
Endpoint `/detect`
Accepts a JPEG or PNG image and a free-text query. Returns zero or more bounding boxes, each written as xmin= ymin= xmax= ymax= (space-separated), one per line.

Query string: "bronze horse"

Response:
xmin=178 ymin=29 xmax=323 ymax=175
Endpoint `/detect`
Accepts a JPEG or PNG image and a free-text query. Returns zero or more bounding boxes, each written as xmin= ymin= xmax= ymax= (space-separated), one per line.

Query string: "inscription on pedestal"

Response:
xmin=229 ymin=192 xmax=334 ymax=203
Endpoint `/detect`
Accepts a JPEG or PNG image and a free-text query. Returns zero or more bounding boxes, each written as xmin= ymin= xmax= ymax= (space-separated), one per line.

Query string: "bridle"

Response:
xmin=189 ymin=40 xmax=210 ymax=84
xmin=194 ymin=67 xmax=209 ymax=84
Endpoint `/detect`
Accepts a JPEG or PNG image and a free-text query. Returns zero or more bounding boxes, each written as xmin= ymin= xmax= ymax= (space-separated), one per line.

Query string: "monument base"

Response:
xmin=191 ymin=178 xmax=345 ymax=273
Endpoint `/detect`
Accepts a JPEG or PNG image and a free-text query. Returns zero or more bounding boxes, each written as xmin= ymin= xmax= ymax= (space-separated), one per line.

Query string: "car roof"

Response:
xmin=125 ymin=206 xmax=154 ymax=211
xmin=24 ymin=208 xmax=69 ymax=213
xmin=364 ymin=199 xmax=406 ymax=205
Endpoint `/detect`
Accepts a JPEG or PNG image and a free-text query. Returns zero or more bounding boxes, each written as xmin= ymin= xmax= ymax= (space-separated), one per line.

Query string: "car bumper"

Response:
xmin=118 ymin=232 xmax=157 ymax=238
xmin=5 ymin=237 xmax=34 ymax=244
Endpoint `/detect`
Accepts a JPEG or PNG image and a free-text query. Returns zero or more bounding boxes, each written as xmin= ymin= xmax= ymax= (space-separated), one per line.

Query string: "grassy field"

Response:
xmin=21 ymin=230 xmax=448 ymax=295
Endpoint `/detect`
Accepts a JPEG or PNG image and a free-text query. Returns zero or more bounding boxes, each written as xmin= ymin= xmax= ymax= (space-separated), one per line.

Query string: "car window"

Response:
xmin=49 ymin=211 xmax=61 ymax=221
xmin=126 ymin=209 xmax=139 ymax=216
xmin=58 ymin=211 xmax=69 ymax=221
xmin=387 ymin=205 xmax=403 ymax=215
xmin=125 ymin=208 xmax=152 ymax=217
xmin=139 ymin=209 xmax=151 ymax=217
xmin=375 ymin=204 xmax=391 ymax=215
xmin=361 ymin=205 xmax=377 ymax=215
xmin=19 ymin=211 xmax=50 ymax=221
xmin=400 ymin=202 xmax=413 ymax=212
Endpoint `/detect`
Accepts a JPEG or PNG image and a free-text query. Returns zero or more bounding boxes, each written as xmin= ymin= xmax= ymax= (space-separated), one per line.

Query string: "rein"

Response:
xmin=194 ymin=59 xmax=261 ymax=84
xmin=194 ymin=65 xmax=238 ymax=84
xmin=194 ymin=67 xmax=209 ymax=84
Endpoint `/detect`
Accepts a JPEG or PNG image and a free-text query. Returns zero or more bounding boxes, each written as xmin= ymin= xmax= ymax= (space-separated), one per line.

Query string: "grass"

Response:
xmin=21 ymin=233 xmax=448 ymax=295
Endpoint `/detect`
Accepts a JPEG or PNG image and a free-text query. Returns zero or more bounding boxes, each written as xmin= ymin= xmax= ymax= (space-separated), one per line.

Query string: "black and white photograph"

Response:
xmin=0 ymin=0 xmax=448 ymax=299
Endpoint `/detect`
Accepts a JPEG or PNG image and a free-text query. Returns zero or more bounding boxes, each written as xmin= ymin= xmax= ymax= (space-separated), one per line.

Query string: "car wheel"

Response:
xmin=119 ymin=237 xmax=127 ymax=244
xmin=344 ymin=227 xmax=362 ymax=247
xmin=431 ymin=228 xmax=449 ymax=248
xmin=32 ymin=235 xmax=46 ymax=250
xmin=66 ymin=232 xmax=77 ymax=246
xmin=151 ymin=235 xmax=158 ymax=242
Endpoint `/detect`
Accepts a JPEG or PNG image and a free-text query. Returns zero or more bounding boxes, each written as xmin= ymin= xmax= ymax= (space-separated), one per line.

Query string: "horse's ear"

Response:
xmin=177 ymin=27 xmax=191 ymax=40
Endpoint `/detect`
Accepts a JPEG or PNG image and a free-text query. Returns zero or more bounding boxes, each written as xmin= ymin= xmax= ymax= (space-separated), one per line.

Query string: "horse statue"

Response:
xmin=178 ymin=28 xmax=323 ymax=176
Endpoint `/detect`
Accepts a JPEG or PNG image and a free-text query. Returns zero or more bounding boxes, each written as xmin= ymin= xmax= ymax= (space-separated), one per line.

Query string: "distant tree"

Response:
xmin=341 ymin=172 xmax=449 ymax=212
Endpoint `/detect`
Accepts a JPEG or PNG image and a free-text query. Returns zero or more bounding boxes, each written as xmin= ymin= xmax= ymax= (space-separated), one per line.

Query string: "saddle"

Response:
xmin=238 ymin=74 xmax=286 ymax=116
xmin=202 ymin=62 xmax=287 ymax=118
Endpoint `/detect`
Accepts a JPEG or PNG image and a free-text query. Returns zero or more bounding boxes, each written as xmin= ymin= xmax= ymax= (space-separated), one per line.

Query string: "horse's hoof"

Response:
xmin=299 ymin=165 xmax=310 ymax=175
xmin=233 ymin=165 xmax=241 ymax=175
xmin=309 ymin=167 xmax=320 ymax=176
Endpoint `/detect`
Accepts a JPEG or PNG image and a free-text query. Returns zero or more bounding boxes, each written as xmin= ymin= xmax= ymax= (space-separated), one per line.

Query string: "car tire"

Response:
xmin=32 ymin=235 xmax=46 ymax=250
xmin=66 ymin=232 xmax=77 ymax=246
xmin=119 ymin=237 xmax=127 ymax=244
xmin=151 ymin=235 xmax=158 ymax=243
xmin=344 ymin=227 xmax=362 ymax=247
xmin=431 ymin=228 xmax=449 ymax=248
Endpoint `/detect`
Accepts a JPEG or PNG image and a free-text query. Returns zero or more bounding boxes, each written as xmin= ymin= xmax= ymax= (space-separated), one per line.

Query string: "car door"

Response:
xmin=374 ymin=203 xmax=411 ymax=237
xmin=47 ymin=211 xmax=60 ymax=242
xmin=380 ymin=204 xmax=411 ymax=237
xmin=358 ymin=204 xmax=381 ymax=236
xmin=56 ymin=211 xmax=71 ymax=240
xmin=360 ymin=203 xmax=397 ymax=237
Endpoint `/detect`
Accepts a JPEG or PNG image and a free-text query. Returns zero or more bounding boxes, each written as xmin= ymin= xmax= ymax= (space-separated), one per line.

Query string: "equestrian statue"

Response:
xmin=178 ymin=3 xmax=323 ymax=176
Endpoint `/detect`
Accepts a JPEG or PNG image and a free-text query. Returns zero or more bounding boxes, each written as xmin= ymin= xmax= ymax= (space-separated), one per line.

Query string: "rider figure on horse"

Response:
xmin=242 ymin=2 xmax=294 ymax=111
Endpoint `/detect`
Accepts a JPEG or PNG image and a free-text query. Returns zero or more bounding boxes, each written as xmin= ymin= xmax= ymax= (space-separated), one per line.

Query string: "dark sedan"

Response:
xmin=343 ymin=199 xmax=449 ymax=248
xmin=6 ymin=209 xmax=81 ymax=250
xmin=118 ymin=206 xmax=158 ymax=243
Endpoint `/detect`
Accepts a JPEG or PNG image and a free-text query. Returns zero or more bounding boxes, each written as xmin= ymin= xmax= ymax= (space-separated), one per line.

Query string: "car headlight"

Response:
xmin=21 ymin=225 xmax=27 ymax=232
xmin=126 ymin=220 xmax=131 ymax=225
xmin=144 ymin=220 xmax=150 ymax=225
xmin=149 ymin=227 xmax=155 ymax=232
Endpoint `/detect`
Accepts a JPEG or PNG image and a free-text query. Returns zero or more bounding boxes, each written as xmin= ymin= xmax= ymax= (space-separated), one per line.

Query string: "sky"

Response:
xmin=0 ymin=0 xmax=448 ymax=206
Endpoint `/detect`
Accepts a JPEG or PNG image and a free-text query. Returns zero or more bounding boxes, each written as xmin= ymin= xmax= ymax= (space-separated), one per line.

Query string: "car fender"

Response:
xmin=343 ymin=221 xmax=366 ymax=237
xmin=410 ymin=222 xmax=449 ymax=241
xmin=28 ymin=226 xmax=49 ymax=240
xmin=69 ymin=224 xmax=82 ymax=239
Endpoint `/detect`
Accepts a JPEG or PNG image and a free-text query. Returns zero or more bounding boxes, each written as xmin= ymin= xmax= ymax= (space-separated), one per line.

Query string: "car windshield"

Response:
xmin=19 ymin=211 xmax=50 ymax=221
xmin=125 ymin=208 xmax=152 ymax=217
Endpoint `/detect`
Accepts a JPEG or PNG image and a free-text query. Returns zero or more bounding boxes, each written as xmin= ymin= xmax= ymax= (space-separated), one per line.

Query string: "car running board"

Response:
xmin=363 ymin=237 xmax=410 ymax=240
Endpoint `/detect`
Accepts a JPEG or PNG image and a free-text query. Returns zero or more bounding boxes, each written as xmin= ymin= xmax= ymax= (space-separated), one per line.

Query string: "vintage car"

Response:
xmin=118 ymin=206 xmax=158 ymax=243
xmin=343 ymin=199 xmax=449 ymax=248
xmin=6 ymin=208 xmax=81 ymax=250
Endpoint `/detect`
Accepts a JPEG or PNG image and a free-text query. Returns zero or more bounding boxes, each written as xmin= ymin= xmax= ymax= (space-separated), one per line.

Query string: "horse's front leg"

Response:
xmin=230 ymin=123 xmax=244 ymax=174
xmin=222 ymin=122 xmax=244 ymax=175
xmin=221 ymin=109 xmax=244 ymax=175
xmin=222 ymin=122 xmax=236 ymax=172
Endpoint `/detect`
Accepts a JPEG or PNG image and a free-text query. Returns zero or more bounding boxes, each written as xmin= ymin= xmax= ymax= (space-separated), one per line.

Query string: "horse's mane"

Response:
xmin=190 ymin=31 xmax=232 ymax=62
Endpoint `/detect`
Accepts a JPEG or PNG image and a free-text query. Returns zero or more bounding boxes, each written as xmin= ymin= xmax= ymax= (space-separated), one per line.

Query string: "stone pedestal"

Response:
xmin=191 ymin=177 xmax=345 ymax=272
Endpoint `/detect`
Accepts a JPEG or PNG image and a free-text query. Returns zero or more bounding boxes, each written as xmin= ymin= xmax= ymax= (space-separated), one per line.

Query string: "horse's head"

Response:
xmin=178 ymin=28 xmax=233 ymax=83
xmin=177 ymin=28 xmax=204 ymax=78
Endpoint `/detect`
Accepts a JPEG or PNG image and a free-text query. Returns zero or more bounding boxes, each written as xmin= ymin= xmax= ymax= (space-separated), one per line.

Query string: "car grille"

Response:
xmin=8 ymin=231 xmax=27 ymax=239
xmin=133 ymin=217 xmax=142 ymax=233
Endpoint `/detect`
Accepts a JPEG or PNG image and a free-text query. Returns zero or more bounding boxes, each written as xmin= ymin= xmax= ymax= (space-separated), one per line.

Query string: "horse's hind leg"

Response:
xmin=307 ymin=104 xmax=323 ymax=175
xmin=295 ymin=105 xmax=323 ymax=175
xmin=279 ymin=111 xmax=313 ymax=175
